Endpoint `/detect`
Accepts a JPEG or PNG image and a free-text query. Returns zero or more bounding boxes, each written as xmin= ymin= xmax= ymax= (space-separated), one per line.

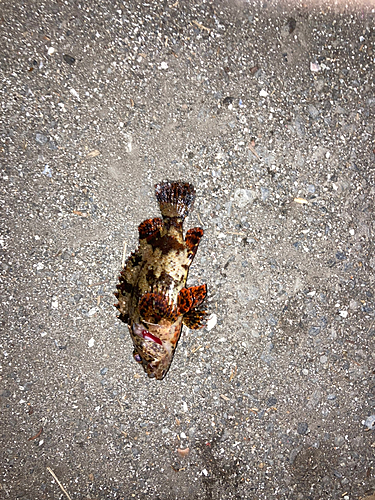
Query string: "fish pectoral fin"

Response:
xmin=139 ymin=292 xmax=178 ymax=324
xmin=178 ymin=284 xmax=207 ymax=314
xmin=138 ymin=218 xmax=163 ymax=241
xmin=185 ymin=227 xmax=204 ymax=262
xmin=183 ymin=309 xmax=209 ymax=330
xmin=114 ymin=250 xmax=143 ymax=322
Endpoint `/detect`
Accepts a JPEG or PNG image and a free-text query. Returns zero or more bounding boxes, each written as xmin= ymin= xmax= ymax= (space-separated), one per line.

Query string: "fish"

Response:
xmin=114 ymin=181 xmax=209 ymax=380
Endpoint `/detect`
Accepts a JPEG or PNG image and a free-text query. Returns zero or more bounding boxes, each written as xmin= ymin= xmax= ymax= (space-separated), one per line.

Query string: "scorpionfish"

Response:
xmin=114 ymin=181 xmax=209 ymax=380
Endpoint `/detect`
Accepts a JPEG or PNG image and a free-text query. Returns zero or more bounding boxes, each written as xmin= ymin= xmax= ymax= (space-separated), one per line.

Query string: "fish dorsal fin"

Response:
xmin=138 ymin=218 xmax=163 ymax=241
xmin=114 ymin=250 xmax=143 ymax=324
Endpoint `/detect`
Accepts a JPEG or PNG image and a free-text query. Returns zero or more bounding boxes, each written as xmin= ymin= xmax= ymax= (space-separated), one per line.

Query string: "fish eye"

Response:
xmin=134 ymin=353 xmax=142 ymax=363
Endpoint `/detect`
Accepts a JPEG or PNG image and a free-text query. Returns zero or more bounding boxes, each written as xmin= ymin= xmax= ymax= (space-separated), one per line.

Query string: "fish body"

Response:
xmin=114 ymin=181 xmax=209 ymax=380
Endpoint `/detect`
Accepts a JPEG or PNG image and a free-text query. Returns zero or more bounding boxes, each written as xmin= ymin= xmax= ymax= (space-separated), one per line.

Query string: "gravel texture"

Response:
xmin=1 ymin=1 xmax=375 ymax=499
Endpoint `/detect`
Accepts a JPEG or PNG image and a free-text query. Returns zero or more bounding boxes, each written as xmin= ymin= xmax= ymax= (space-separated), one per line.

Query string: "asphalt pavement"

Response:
xmin=1 ymin=1 xmax=375 ymax=499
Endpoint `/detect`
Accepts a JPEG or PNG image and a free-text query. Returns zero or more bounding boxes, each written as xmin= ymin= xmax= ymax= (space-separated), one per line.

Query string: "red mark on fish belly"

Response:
xmin=140 ymin=329 xmax=162 ymax=345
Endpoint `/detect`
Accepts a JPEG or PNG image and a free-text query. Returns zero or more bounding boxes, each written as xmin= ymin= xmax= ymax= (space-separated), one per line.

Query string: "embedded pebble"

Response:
xmin=206 ymin=313 xmax=217 ymax=331
xmin=36 ymin=133 xmax=48 ymax=145
xmin=363 ymin=415 xmax=375 ymax=430
xmin=233 ymin=188 xmax=256 ymax=208
xmin=297 ymin=422 xmax=309 ymax=435
xmin=63 ymin=54 xmax=76 ymax=65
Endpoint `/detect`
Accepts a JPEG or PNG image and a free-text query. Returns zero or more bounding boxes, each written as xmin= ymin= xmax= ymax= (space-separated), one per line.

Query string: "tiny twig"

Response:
xmin=28 ymin=427 xmax=43 ymax=441
xmin=46 ymin=467 xmax=73 ymax=500
xmin=248 ymin=143 xmax=260 ymax=160
xmin=121 ymin=241 xmax=127 ymax=269
xmin=191 ymin=20 xmax=211 ymax=32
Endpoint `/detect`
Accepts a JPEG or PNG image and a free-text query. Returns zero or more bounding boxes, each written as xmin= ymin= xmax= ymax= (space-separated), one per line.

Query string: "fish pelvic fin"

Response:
xmin=178 ymin=284 xmax=207 ymax=314
xmin=154 ymin=181 xmax=196 ymax=220
xmin=183 ymin=309 xmax=209 ymax=330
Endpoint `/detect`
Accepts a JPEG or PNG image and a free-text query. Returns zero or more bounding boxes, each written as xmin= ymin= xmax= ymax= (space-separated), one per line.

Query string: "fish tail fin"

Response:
xmin=154 ymin=181 xmax=196 ymax=220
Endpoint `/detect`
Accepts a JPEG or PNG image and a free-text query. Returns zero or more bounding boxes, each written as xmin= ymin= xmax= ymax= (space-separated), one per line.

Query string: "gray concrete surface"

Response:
xmin=1 ymin=0 xmax=375 ymax=499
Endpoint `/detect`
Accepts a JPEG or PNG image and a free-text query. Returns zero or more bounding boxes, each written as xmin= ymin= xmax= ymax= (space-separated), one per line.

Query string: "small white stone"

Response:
xmin=41 ymin=332 xmax=47 ymax=337
xmin=88 ymin=338 xmax=95 ymax=348
xmin=206 ymin=313 xmax=217 ymax=331
xmin=310 ymin=62 xmax=320 ymax=72
xmin=259 ymin=89 xmax=268 ymax=97
xmin=182 ymin=401 xmax=188 ymax=412
xmin=88 ymin=307 xmax=97 ymax=317
xmin=218 ymin=337 xmax=226 ymax=342
xmin=39 ymin=440 xmax=44 ymax=446
xmin=47 ymin=47 xmax=55 ymax=55
xmin=51 ymin=299 xmax=58 ymax=309
xmin=320 ymin=355 xmax=328 ymax=364
xmin=34 ymin=235 xmax=40 ymax=240
xmin=339 ymin=310 xmax=348 ymax=318
xmin=70 ymin=88 xmax=80 ymax=100
xmin=36 ymin=262 xmax=44 ymax=271
xmin=202 ymin=469 xmax=208 ymax=476
xmin=302 ymin=368 xmax=309 ymax=375
xmin=180 ymin=432 xmax=187 ymax=439
xmin=160 ymin=61 xmax=168 ymax=69
xmin=349 ymin=228 xmax=355 ymax=235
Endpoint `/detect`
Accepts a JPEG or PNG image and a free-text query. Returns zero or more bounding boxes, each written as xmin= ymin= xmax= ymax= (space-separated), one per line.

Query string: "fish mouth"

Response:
xmin=133 ymin=350 xmax=169 ymax=380
xmin=132 ymin=323 xmax=170 ymax=379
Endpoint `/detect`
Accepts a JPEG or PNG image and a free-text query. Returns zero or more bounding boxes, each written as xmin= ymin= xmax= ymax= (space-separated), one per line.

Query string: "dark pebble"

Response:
xmin=309 ymin=326 xmax=321 ymax=336
xmin=297 ymin=422 xmax=308 ymax=435
xmin=223 ymin=96 xmax=234 ymax=105
xmin=63 ymin=54 xmax=76 ymax=65
xmin=287 ymin=17 xmax=296 ymax=33
xmin=267 ymin=397 xmax=277 ymax=407
xmin=336 ymin=251 xmax=346 ymax=261
xmin=100 ymin=367 xmax=108 ymax=376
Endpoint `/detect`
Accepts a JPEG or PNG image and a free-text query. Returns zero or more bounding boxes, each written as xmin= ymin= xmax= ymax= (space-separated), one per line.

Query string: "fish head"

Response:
xmin=130 ymin=322 xmax=181 ymax=380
